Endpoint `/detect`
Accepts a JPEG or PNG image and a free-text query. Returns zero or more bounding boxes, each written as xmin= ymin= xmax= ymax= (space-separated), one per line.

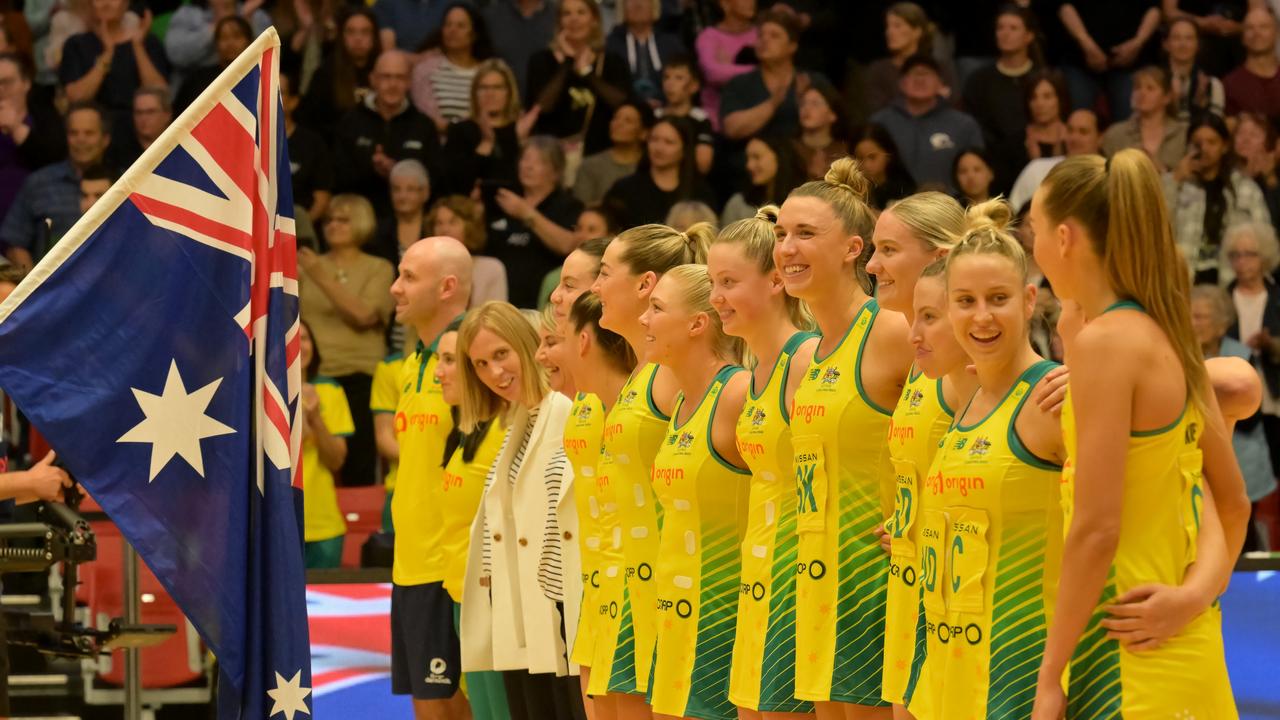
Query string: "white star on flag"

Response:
xmin=267 ymin=669 xmax=312 ymax=720
xmin=117 ymin=360 xmax=235 ymax=481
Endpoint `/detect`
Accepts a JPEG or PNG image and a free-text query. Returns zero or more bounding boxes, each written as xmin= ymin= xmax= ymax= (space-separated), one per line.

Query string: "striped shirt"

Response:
xmin=431 ymin=59 xmax=476 ymax=124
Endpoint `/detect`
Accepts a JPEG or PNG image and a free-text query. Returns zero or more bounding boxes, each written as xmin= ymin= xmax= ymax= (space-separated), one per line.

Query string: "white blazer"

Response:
xmin=460 ymin=392 xmax=583 ymax=676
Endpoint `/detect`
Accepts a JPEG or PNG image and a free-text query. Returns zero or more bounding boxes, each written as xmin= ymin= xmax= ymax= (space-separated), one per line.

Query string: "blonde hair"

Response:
xmin=557 ymin=0 xmax=604 ymax=50
xmin=788 ymin=157 xmax=878 ymax=292
xmin=470 ymin=58 xmax=521 ymax=124
xmin=616 ymin=222 xmax=714 ymax=276
xmin=887 ymin=2 xmax=937 ymax=55
xmin=457 ymin=302 xmax=549 ymax=431
xmin=712 ymin=205 xmax=814 ymax=330
xmin=327 ymin=193 xmax=377 ymax=247
xmin=663 ymin=264 xmax=744 ymax=363
xmin=666 ymin=201 xmax=718 ymax=231
xmin=945 ymin=198 xmax=1027 ymax=280
xmin=537 ymin=304 xmax=558 ymax=334
xmin=1040 ymin=149 xmax=1209 ymax=410
xmin=885 ymin=191 xmax=965 ymax=253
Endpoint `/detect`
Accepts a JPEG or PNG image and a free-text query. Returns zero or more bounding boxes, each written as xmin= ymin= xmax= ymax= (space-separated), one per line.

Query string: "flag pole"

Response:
xmin=124 ymin=542 xmax=142 ymax=720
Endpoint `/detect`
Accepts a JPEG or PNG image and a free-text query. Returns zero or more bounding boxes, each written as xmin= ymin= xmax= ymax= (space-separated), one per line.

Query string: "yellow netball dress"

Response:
xmin=589 ymin=363 xmax=669 ymax=696
xmin=440 ymin=419 xmax=506 ymax=603
xmin=790 ymin=299 xmax=894 ymax=705
xmin=881 ymin=366 xmax=954 ymax=706
xmin=1059 ymin=302 xmax=1236 ymax=719
xmin=906 ymin=360 xmax=1064 ymax=720
xmin=648 ymin=366 xmax=750 ymax=720
xmin=728 ymin=332 xmax=815 ymax=713
xmin=564 ymin=392 xmax=612 ymax=668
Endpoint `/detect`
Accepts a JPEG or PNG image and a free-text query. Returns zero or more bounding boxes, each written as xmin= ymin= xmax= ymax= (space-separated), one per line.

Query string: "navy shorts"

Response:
xmin=391 ymin=582 xmax=461 ymax=700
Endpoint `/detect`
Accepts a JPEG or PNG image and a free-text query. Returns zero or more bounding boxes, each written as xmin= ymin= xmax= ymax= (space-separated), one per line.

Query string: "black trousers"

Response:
xmin=500 ymin=671 xmax=586 ymax=720
xmin=334 ymin=373 xmax=376 ymax=487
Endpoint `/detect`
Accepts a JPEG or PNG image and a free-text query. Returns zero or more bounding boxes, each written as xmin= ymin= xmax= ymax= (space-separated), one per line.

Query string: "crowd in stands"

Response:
xmin=1 ymin=0 xmax=1279 ymax=548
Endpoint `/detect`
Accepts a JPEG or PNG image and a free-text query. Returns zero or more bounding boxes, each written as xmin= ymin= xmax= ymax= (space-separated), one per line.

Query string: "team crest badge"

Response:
xmin=576 ymin=403 xmax=593 ymax=421
xmin=909 ymin=389 xmax=924 ymax=408
xmin=677 ymin=432 xmax=695 ymax=450
xmin=969 ymin=436 xmax=992 ymax=458
xmin=821 ymin=367 xmax=841 ymax=385
xmin=750 ymin=408 xmax=766 ymax=427
xmin=622 ymin=389 xmax=638 ymax=406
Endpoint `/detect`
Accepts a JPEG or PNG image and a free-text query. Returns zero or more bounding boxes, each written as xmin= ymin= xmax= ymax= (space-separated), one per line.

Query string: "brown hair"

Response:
xmin=428 ymin=195 xmax=487 ymax=253
xmin=469 ymin=58 xmax=522 ymax=125
xmin=570 ymin=292 xmax=636 ymax=375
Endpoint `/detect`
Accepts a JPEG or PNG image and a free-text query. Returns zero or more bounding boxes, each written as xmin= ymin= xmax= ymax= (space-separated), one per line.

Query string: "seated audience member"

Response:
xmin=606 ymin=0 xmax=682 ymax=106
xmin=695 ymin=0 xmax=758 ymax=132
xmin=1234 ymin=112 xmax=1280 ymax=234
xmin=281 ymin=67 xmax=334 ymax=225
xmin=665 ymin=200 xmax=717 ymax=231
xmin=952 ymin=147 xmax=995 ymax=206
xmin=487 ymin=136 xmax=581 ymax=308
xmin=1164 ymin=17 xmax=1225 ymax=121
xmin=173 ymin=15 xmax=252 ymax=116
xmin=573 ymin=202 xmax=622 ymax=244
xmin=1021 ymin=70 xmax=1069 ymax=164
xmin=0 ymin=52 xmax=64 ymax=218
xmin=372 ymin=159 xmax=431 ymax=267
xmin=654 ymin=55 xmax=714 ymax=174
xmin=1165 ymin=113 xmax=1273 ymax=285
xmin=77 ymin=162 xmax=112 ymax=215
xmin=573 ymin=100 xmax=651 ymax=206
xmin=1224 ymin=8 xmax=1280 ymax=123
xmin=297 ymin=319 xmax=354 ymax=570
xmin=603 ymin=115 xmax=714 ymax=228
xmin=163 ymin=0 xmax=271 ymax=80
xmin=1101 ymin=65 xmax=1187 ymax=172
xmin=333 ymin=49 xmax=441 ymax=218
xmin=410 ymin=2 xmax=493 ymax=133
xmin=864 ymin=2 xmax=955 ymax=116
xmin=298 ymin=7 xmax=380 ymax=140
xmin=721 ymin=134 xmax=805 ymax=224
xmin=429 ymin=194 xmax=507 ymax=307
xmin=58 ymin=0 xmax=168 ymax=132
xmin=851 ymin=122 xmax=916 ymax=210
xmin=526 ymin=0 xmax=632 ymax=158
xmin=0 ymin=101 xmax=109 ymax=269
xmin=870 ymin=53 xmax=983 ymax=194
xmin=1055 ymin=0 xmax=1161 ymax=121
xmin=795 ymin=83 xmax=849 ymax=181
xmin=1008 ymin=108 xmax=1101 ymax=212
xmin=440 ymin=59 xmax=534 ymax=197
xmin=299 ymin=193 xmax=396 ymax=488
xmin=962 ymin=6 xmax=1041 ymax=189
xmin=720 ymin=9 xmax=820 ymax=144
xmin=105 ymin=86 xmax=169 ymax=171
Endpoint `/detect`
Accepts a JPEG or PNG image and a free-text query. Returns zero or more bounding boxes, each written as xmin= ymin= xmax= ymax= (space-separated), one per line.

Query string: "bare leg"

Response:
xmin=842 ymin=703 xmax=892 ymax=720
xmin=413 ymin=691 xmax=473 ymax=720
xmin=762 ymin=712 xmax=816 ymax=719
xmin=738 ymin=709 xmax=764 ymax=720
xmin=580 ymin=668 xmax=597 ymax=720
xmin=812 ymin=702 xmax=845 ymax=720
xmin=891 ymin=704 xmax=915 ymax=720
xmin=614 ymin=692 xmax=654 ymax=720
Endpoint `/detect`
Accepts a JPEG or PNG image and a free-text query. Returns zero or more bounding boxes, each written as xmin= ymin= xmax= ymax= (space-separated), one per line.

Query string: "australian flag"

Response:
xmin=0 ymin=29 xmax=311 ymax=720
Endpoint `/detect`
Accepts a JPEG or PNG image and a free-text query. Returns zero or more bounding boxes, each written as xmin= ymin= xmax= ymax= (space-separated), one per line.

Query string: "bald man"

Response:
xmin=386 ymin=237 xmax=475 ymax=720
xmin=333 ymin=49 xmax=441 ymax=217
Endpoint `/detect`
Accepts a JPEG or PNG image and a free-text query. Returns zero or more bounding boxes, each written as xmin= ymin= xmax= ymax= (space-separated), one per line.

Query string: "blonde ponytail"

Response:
xmin=788 ymin=156 xmax=878 ymax=293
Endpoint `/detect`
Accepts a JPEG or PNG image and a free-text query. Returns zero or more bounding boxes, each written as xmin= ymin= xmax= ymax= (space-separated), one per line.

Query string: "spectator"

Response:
xmin=1101 ymin=65 xmax=1187 ymax=172
xmin=0 ymin=101 xmax=109 ymax=269
xmin=1022 ymin=70 xmax=1070 ymax=162
xmin=526 ymin=0 xmax=632 ymax=160
xmin=654 ymin=56 xmax=714 ymax=174
xmin=1192 ymin=282 xmax=1277 ymax=552
xmin=851 ymin=121 xmax=916 ymax=210
xmin=488 ymin=136 xmax=581 ymax=308
xmin=333 ymin=49 xmax=441 ymax=218
xmin=280 ymin=67 xmax=333 ymax=226
xmin=1233 ymin=112 xmax=1280 ymax=234
xmin=573 ymin=203 xmax=622 ymax=245
xmin=429 ymin=194 xmax=508 ymax=307
xmin=573 ymin=100 xmax=651 ymax=206
xmin=1165 ymin=17 xmax=1226 ymax=121
xmin=1224 ymin=7 xmax=1280 ymax=123
xmin=665 ymin=200 xmax=718 ymax=231
xmin=299 ymin=192 xmax=395 ymax=488
xmin=721 ymin=134 xmax=805 ymax=224
xmin=721 ymin=9 xmax=823 ymax=145
xmin=952 ymin=147 xmax=995 ymax=206
xmin=372 ymin=158 xmax=431 ymax=268
xmin=28 ymin=0 xmax=97 ymax=89
xmin=440 ymin=59 xmax=536 ymax=197
xmin=409 ymin=2 xmax=493 ymax=133
xmin=105 ymin=86 xmax=169 ymax=171
xmin=1164 ymin=0 xmax=1248 ymax=77
xmin=163 ymin=0 xmax=271 ymax=80
xmin=267 ymin=0 xmax=331 ymax=81
xmin=298 ymin=7 xmax=379 ymax=139
xmin=484 ymin=0 xmax=557 ymax=99
xmin=59 ymin=0 xmax=168 ymax=132
xmin=1008 ymin=108 xmax=1102 ymax=212
xmin=173 ymin=15 xmax=252 ymax=116
xmin=0 ymin=52 xmax=64 ymax=218
xmin=606 ymin=0 xmax=683 ymax=106
xmin=870 ymin=54 xmax=984 ymax=193
xmin=864 ymin=2 xmax=955 ymax=116
xmin=795 ymin=83 xmax=848 ymax=181
xmin=695 ymin=0 xmax=758 ymax=132
xmin=604 ymin=116 xmax=714 ymax=227
xmin=77 ymin=161 xmax=112 ymax=214
xmin=1056 ymin=0 xmax=1161 ymax=121
xmin=962 ymin=7 xmax=1042 ymax=192
xmin=372 ymin=0 xmax=448 ymax=53
xmin=297 ymin=319 xmax=354 ymax=569
xmin=1165 ymin=113 xmax=1273 ymax=284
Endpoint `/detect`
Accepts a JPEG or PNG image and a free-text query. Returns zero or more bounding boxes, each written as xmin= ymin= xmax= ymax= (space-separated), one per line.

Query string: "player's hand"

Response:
xmin=1031 ymin=676 xmax=1067 ymax=720
xmin=1102 ymin=583 xmax=1206 ymax=651
xmin=21 ymin=451 xmax=72 ymax=504
xmin=1033 ymin=365 xmax=1070 ymax=416
xmin=873 ymin=523 xmax=891 ymax=554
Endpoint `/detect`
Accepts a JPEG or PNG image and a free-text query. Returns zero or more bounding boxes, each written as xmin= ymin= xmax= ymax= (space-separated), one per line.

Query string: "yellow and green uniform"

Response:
xmin=303 ymin=378 xmax=356 ymax=544
xmin=564 ymin=392 xmax=617 ymax=668
xmin=589 ymin=363 xmax=669 ymax=696
xmin=790 ymin=299 xmax=893 ymax=705
xmin=1059 ymin=301 xmax=1235 ymax=719
xmin=907 ymin=360 xmax=1063 ymax=720
xmin=441 ymin=419 xmax=505 ymax=602
xmin=370 ymin=352 xmax=405 ymax=532
xmin=391 ymin=339 xmax=455 ymax=587
xmin=647 ymin=366 xmax=750 ymax=720
xmin=728 ymin=332 xmax=815 ymax=713
xmin=881 ymin=366 xmax=954 ymax=705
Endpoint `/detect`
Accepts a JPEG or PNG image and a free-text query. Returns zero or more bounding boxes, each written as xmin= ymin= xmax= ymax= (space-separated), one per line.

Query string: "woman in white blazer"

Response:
xmin=457 ymin=301 xmax=585 ymax=720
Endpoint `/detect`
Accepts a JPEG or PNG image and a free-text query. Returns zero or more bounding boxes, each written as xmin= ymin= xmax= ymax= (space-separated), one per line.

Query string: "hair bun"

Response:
xmin=824 ymin=157 xmax=871 ymax=201
xmin=964 ymin=197 xmax=1013 ymax=235
xmin=754 ymin=204 xmax=780 ymax=223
